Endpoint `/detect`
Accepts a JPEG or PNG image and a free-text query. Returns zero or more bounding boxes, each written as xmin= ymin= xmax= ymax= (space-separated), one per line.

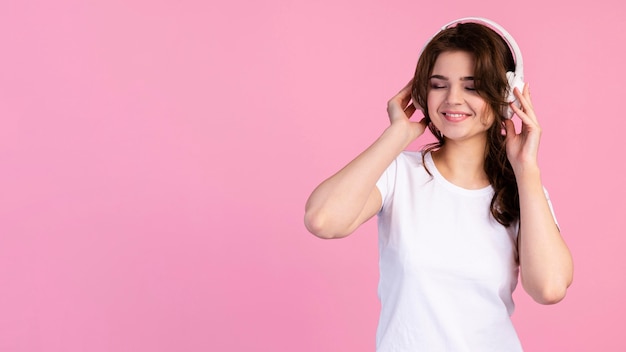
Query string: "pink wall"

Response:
xmin=1 ymin=0 xmax=624 ymax=351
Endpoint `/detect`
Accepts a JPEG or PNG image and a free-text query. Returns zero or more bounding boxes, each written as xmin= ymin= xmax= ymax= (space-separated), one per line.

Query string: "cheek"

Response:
xmin=426 ymin=91 xmax=440 ymax=111
xmin=478 ymin=104 xmax=496 ymax=126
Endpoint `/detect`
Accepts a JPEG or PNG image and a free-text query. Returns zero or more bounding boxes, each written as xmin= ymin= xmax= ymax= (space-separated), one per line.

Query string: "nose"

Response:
xmin=445 ymin=85 xmax=463 ymax=105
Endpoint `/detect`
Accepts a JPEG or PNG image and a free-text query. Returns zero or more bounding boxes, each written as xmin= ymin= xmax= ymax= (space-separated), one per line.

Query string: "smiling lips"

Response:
xmin=442 ymin=111 xmax=471 ymax=122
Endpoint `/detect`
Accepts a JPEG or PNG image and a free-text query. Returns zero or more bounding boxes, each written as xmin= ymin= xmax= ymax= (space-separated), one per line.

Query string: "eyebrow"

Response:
xmin=429 ymin=75 xmax=474 ymax=81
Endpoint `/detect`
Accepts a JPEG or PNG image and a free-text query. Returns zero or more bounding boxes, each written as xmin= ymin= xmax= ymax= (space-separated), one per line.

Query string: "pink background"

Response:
xmin=1 ymin=0 xmax=624 ymax=351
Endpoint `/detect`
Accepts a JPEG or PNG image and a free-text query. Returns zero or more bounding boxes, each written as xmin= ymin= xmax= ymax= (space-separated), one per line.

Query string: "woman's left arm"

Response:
xmin=505 ymin=83 xmax=574 ymax=305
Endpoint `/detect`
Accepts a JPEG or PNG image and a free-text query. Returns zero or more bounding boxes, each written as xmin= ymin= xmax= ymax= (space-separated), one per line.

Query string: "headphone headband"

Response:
xmin=437 ymin=17 xmax=524 ymax=77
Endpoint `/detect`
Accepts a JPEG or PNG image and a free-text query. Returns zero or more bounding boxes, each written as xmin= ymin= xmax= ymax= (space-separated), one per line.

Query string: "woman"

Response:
xmin=304 ymin=18 xmax=573 ymax=351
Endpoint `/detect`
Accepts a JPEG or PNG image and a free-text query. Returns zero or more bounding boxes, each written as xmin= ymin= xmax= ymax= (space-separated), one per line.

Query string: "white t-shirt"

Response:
xmin=375 ymin=151 xmax=529 ymax=352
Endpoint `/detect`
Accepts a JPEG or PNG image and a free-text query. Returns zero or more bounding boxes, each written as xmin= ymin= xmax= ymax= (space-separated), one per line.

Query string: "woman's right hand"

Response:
xmin=386 ymin=80 xmax=428 ymax=142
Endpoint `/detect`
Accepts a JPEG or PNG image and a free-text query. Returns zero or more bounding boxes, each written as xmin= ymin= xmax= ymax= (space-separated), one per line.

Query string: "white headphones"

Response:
xmin=419 ymin=17 xmax=525 ymax=119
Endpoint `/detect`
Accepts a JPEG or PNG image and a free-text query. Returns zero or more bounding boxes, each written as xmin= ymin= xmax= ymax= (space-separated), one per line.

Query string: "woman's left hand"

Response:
xmin=504 ymin=83 xmax=542 ymax=172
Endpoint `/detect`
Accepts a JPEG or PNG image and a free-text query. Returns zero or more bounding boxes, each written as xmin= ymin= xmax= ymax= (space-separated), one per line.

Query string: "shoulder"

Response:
xmin=396 ymin=150 xmax=428 ymax=168
xmin=383 ymin=150 xmax=432 ymax=184
xmin=378 ymin=150 xmax=429 ymax=192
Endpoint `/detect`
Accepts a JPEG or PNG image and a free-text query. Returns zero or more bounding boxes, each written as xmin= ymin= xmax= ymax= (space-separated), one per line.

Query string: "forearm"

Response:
xmin=516 ymin=166 xmax=573 ymax=304
xmin=304 ymin=123 xmax=413 ymax=238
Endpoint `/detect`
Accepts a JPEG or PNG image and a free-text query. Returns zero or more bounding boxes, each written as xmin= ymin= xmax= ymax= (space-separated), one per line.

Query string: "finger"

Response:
xmin=400 ymin=80 xmax=415 ymax=103
xmin=523 ymin=82 xmax=530 ymax=97
xmin=388 ymin=79 xmax=418 ymax=120
xmin=515 ymin=85 xmax=535 ymax=112
xmin=390 ymin=81 xmax=413 ymax=107
xmin=512 ymin=88 xmax=538 ymax=124
xmin=404 ymin=102 xmax=417 ymax=119
xmin=509 ymin=101 xmax=526 ymax=122
xmin=510 ymin=101 xmax=540 ymax=130
xmin=388 ymin=88 xmax=407 ymax=110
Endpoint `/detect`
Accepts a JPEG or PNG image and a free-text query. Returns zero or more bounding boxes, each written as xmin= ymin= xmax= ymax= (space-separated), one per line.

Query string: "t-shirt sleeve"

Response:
xmin=376 ymin=156 xmax=399 ymax=214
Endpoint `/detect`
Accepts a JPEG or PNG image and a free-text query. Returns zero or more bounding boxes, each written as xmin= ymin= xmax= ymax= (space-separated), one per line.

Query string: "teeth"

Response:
xmin=445 ymin=113 xmax=465 ymax=118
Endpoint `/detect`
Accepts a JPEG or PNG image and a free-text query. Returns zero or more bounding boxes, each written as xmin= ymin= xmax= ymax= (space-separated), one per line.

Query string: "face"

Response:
xmin=426 ymin=50 xmax=494 ymax=143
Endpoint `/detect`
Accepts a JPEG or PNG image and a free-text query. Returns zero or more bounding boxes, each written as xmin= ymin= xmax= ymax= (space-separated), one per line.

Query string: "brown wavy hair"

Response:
xmin=411 ymin=22 xmax=519 ymax=226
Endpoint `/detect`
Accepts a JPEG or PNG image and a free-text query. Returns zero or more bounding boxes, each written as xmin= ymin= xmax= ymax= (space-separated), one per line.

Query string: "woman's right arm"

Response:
xmin=304 ymin=82 xmax=427 ymax=239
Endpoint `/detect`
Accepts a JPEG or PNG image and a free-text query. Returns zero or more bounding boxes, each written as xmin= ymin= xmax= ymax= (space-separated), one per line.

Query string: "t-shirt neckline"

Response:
xmin=424 ymin=151 xmax=493 ymax=196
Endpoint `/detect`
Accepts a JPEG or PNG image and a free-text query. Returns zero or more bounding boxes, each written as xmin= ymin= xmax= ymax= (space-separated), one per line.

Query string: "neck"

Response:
xmin=432 ymin=138 xmax=489 ymax=189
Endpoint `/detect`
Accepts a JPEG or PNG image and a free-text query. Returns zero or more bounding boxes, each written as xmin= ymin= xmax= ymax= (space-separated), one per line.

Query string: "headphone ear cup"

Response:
xmin=505 ymin=71 xmax=525 ymax=118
